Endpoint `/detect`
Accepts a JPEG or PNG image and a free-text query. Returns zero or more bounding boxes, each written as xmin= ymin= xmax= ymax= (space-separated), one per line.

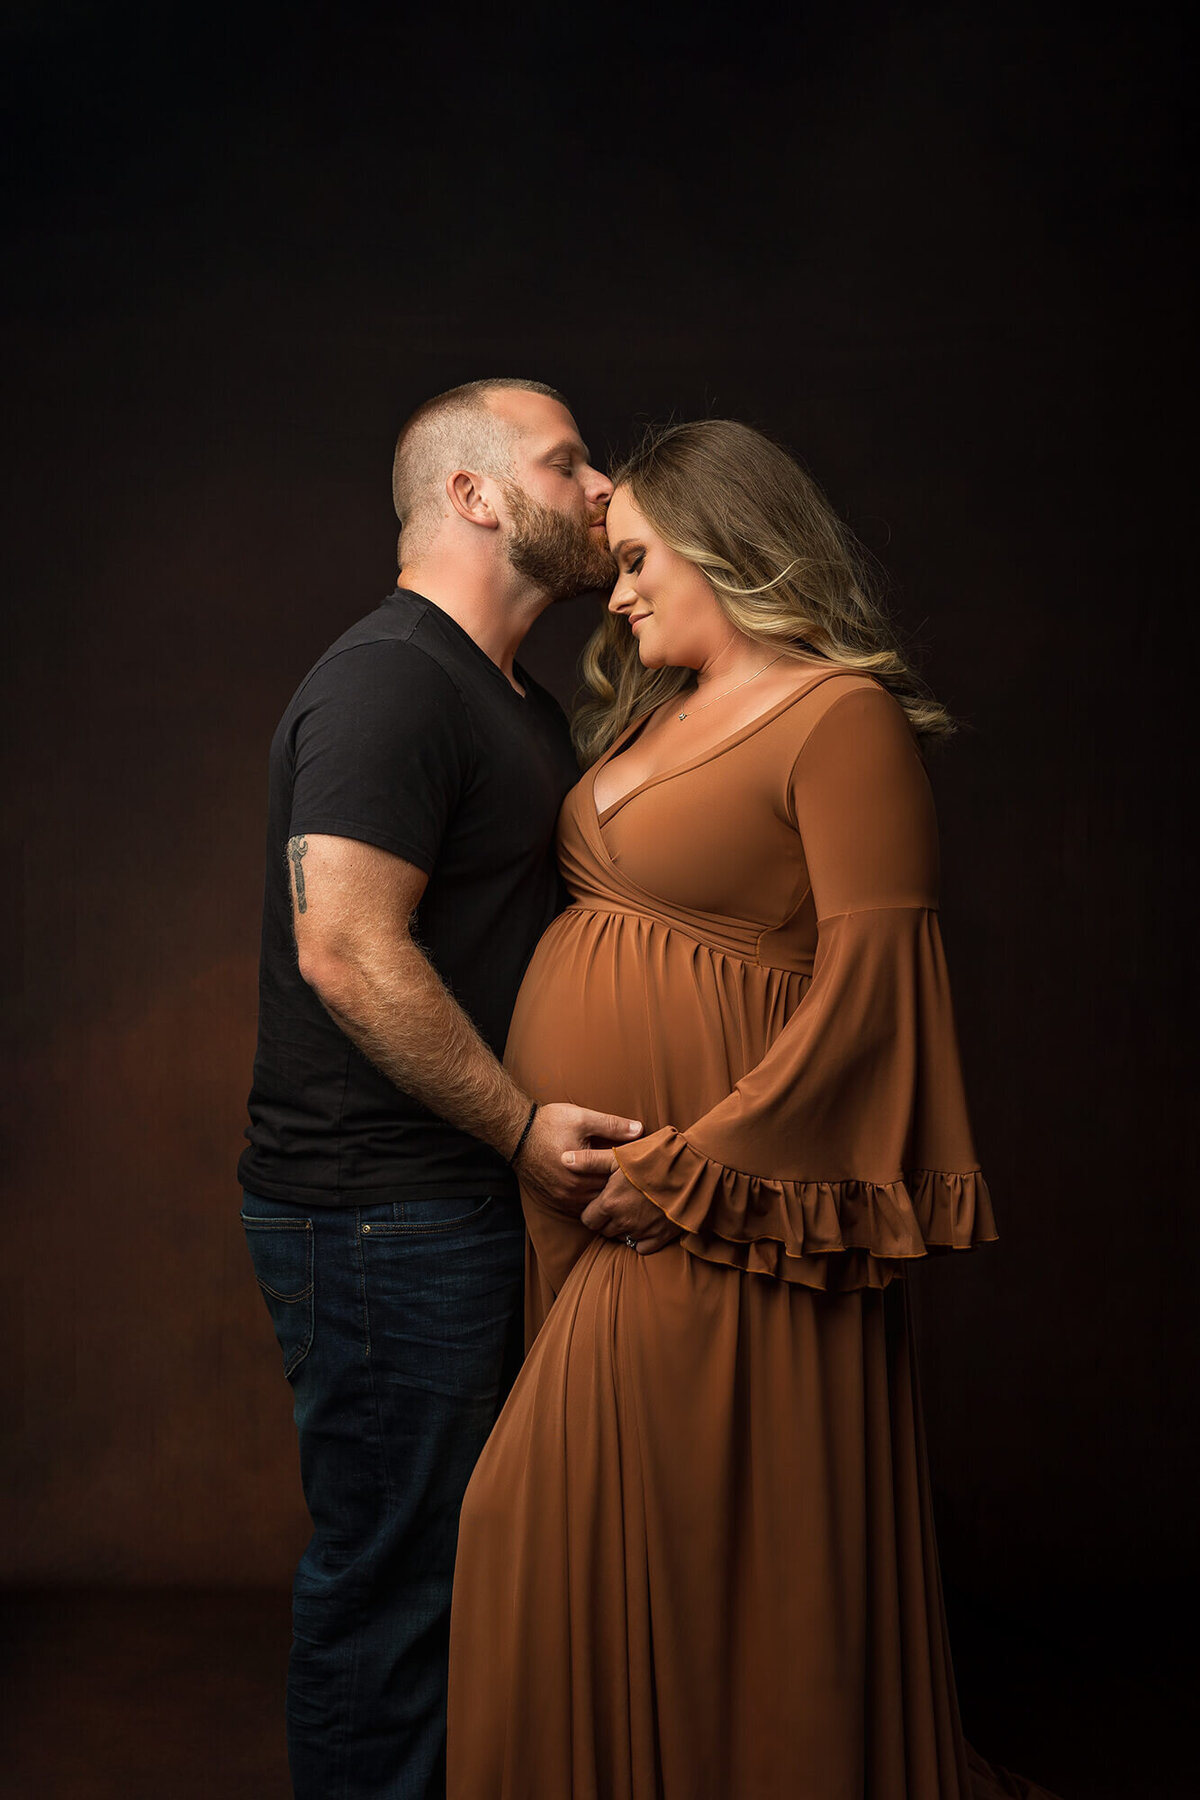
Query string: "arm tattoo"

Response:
xmin=287 ymin=836 xmax=309 ymax=913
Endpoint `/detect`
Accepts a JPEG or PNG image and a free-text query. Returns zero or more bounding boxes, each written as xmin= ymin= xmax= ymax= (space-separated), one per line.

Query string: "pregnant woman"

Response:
xmin=447 ymin=420 xmax=1055 ymax=1799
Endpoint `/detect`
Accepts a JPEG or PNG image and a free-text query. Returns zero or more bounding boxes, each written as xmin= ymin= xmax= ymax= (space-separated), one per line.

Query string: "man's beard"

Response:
xmin=502 ymin=481 xmax=617 ymax=600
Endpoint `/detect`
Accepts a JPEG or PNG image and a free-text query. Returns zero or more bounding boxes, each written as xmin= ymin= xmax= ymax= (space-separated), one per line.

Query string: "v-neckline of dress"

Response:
xmin=591 ymin=665 xmax=850 ymax=829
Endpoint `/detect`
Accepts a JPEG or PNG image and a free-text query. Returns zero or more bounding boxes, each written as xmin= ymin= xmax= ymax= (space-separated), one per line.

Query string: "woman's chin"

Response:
xmin=635 ymin=642 xmax=664 ymax=669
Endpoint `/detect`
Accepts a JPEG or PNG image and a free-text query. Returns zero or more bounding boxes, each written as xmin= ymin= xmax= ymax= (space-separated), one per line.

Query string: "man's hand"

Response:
xmin=572 ymin=1153 xmax=684 ymax=1255
xmin=517 ymin=1105 xmax=645 ymax=1209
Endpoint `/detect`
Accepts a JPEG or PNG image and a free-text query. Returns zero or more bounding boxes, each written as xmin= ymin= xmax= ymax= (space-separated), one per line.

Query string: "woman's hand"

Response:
xmin=568 ymin=1151 xmax=684 ymax=1255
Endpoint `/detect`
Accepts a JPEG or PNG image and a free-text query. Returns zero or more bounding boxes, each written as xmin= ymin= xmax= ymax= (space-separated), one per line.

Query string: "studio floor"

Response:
xmin=0 ymin=1584 xmax=1190 ymax=1798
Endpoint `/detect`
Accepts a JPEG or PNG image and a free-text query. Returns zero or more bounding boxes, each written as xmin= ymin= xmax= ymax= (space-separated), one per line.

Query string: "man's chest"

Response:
xmin=442 ymin=708 xmax=578 ymax=868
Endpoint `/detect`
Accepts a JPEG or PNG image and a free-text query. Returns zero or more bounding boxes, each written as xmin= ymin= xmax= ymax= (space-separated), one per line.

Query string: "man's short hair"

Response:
xmin=392 ymin=377 xmax=568 ymax=559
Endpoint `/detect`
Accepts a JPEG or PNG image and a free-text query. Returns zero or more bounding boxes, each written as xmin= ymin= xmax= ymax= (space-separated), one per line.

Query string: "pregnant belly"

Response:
xmin=504 ymin=905 xmax=809 ymax=1134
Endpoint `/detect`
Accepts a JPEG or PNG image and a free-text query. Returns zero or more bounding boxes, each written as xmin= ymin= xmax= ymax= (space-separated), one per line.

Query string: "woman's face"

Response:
xmin=605 ymin=486 xmax=730 ymax=671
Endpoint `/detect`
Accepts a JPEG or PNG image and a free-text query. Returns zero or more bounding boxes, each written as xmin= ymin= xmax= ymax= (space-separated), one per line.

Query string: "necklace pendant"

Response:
xmin=678 ymin=711 xmax=688 ymax=721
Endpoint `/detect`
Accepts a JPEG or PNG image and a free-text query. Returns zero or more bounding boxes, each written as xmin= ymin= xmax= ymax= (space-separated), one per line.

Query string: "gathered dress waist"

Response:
xmin=556 ymin=898 xmax=817 ymax=976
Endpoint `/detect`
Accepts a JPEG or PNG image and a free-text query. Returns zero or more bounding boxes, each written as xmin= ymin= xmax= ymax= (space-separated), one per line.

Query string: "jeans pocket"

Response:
xmin=241 ymin=1212 xmax=314 ymax=1378
xmin=363 ymin=1195 xmax=496 ymax=1236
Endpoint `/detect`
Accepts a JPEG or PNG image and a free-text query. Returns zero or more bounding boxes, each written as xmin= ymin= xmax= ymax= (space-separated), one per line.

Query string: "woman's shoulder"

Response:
xmin=765 ymin=669 xmax=921 ymax=798
xmin=774 ymin=665 xmax=900 ymax=740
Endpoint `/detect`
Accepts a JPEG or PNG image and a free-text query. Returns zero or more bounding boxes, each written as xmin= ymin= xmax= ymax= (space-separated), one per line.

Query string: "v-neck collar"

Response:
xmin=591 ymin=666 xmax=852 ymax=828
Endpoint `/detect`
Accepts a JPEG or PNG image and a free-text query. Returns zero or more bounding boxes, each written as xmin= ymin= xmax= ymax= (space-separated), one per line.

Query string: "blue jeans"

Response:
xmin=241 ymin=1189 xmax=526 ymax=1800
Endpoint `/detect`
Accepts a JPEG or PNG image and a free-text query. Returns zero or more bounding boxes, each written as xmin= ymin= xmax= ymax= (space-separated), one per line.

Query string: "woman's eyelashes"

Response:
xmin=625 ymin=549 xmax=645 ymax=576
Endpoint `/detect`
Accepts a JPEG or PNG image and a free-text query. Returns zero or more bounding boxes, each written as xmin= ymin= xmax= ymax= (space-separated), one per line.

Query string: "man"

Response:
xmin=238 ymin=378 xmax=644 ymax=1800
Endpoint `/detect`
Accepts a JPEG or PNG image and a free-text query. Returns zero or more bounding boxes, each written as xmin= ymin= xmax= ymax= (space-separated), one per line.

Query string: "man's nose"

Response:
xmin=588 ymin=466 xmax=614 ymax=504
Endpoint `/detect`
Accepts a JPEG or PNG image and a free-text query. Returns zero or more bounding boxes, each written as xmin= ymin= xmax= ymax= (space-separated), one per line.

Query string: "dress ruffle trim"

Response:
xmin=613 ymin=1128 xmax=999 ymax=1292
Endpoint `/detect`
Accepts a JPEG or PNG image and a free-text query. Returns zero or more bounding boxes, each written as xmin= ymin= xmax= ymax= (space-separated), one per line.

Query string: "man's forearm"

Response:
xmin=310 ymin=938 xmax=530 ymax=1160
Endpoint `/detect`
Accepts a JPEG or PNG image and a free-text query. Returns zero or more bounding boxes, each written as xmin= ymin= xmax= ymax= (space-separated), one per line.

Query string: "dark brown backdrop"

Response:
xmin=2 ymin=0 xmax=1194 ymax=1636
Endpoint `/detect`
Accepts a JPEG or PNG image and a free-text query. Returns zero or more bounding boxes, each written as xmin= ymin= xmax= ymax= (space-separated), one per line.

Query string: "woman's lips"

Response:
xmin=630 ymin=614 xmax=649 ymax=630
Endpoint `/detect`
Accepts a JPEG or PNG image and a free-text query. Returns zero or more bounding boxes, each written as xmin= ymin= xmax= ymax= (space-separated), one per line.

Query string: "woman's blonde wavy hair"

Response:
xmin=572 ymin=419 xmax=956 ymax=767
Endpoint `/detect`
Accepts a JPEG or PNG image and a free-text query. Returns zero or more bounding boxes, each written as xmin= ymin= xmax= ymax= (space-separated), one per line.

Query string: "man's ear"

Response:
xmin=446 ymin=469 xmax=500 ymax=529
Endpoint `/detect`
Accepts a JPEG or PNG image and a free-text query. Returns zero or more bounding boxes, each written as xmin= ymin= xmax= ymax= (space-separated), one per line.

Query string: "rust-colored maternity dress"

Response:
xmin=448 ymin=669 xmax=1046 ymax=1800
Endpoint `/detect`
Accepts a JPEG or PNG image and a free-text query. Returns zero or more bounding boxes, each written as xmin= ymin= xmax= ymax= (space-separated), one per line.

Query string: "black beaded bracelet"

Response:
xmin=508 ymin=1101 xmax=538 ymax=1167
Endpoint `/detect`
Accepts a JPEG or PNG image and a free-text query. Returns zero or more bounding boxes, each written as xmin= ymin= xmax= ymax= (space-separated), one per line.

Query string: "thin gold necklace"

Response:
xmin=678 ymin=655 xmax=784 ymax=721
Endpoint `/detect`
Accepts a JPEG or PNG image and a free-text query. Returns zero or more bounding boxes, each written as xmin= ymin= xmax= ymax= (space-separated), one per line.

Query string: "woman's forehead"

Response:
xmin=606 ymin=486 xmax=646 ymax=529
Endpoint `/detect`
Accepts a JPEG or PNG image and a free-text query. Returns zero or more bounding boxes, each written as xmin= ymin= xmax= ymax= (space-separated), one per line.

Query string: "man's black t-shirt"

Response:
xmin=238 ymin=588 xmax=581 ymax=1206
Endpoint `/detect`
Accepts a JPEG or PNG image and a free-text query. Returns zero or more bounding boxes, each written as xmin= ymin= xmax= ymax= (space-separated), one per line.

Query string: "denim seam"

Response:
xmin=256 ymin=1280 xmax=312 ymax=1303
xmin=355 ymin=1206 xmax=396 ymax=1505
xmin=360 ymin=1198 xmax=494 ymax=1237
xmin=331 ymin=1209 xmax=374 ymax=1800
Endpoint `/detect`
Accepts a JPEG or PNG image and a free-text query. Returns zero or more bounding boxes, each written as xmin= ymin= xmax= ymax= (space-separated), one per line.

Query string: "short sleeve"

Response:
xmin=613 ymin=682 xmax=998 ymax=1291
xmin=288 ymin=643 xmax=471 ymax=873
